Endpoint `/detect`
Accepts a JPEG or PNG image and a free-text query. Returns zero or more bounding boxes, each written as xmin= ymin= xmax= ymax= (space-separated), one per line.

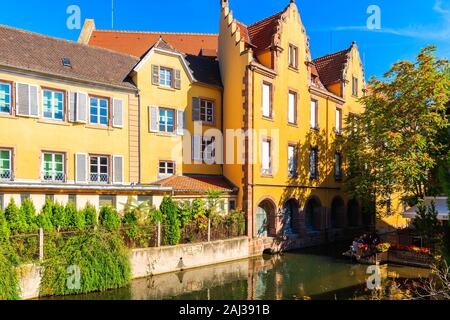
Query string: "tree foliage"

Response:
xmin=160 ymin=196 xmax=180 ymax=245
xmin=344 ymin=46 xmax=449 ymax=213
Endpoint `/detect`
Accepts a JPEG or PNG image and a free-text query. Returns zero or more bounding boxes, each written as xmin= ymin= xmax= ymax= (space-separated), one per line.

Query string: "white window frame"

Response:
xmin=202 ymin=136 xmax=216 ymax=164
xmin=335 ymin=108 xmax=342 ymax=134
xmin=41 ymin=152 xmax=65 ymax=182
xmin=42 ymin=89 xmax=64 ymax=121
xmin=288 ymin=91 xmax=297 ymax=124
xmin=0 ymin=82 xmax=11 ymax=114
xmin=261 ymin=139 xmax=272 ymax=175
xmin=310 ymin=147 xmax=319 ymax=179
xmin=89 ymin=155 xmax=109 ymax=184
xmin=159 ymin=161 xmax=175 ymax=177
xmin=159 ymin=67 xmax=173 ymax=87
xmin=310 ymin=99 xmax=318 ymax=129
xmin=288 ymin=145 xmax=297 ymax=178
xmin=89 ymin=97 xmax=109 ymax=126
xmin=0 ymin=149 xmax=12 ymax=180
xmin=159 ymin=108 xmax=175 ymax=133
xmin=200 ymin=99 xmax=215 ymax=124
xmin=262 ymin=83 xmax=272 ymax=118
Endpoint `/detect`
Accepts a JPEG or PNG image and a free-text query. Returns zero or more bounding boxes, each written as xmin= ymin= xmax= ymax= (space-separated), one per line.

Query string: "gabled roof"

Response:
xmin=247 ymin=10 xmax=285 ymax=54
xmin=133 ymin=36 xmax=222 ymax=88
xmin=313 ymin=46 xmax=352 ymax=86
xmin=153 ymin=175 xmax=237 ymax=194
xmin=0 ymin=24 xmax=139 ymax=90
xmin=88 ymin=30 xmax=218 ymax=58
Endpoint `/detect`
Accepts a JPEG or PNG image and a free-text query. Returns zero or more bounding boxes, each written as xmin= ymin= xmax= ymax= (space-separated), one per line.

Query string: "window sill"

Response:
xmin=262 ymin=116 xmax=274 ymax=122
xmin=38 ymin=119 xmax=69 ymax=126
xmin=85 ymin=124 xmax=112 ymax=131
xmin=310 ymin=127 xmax=320 ymax=132
xmin=156 ymin=132 xmax=177 ymax=137
xmin=0 ymin=112 xmax=16 ymax=119
xmin=287 ymin=122 xmax=298 ymax=128
xmin=158 ymin=86 xmax=176 ymax=92
xmin=288 ymin=66 xmax=299 ymax=72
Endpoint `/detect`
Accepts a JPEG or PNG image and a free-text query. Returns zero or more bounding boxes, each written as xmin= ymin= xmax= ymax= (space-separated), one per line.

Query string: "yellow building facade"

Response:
xmin=0 ymin=1 xmax=403 ymax=241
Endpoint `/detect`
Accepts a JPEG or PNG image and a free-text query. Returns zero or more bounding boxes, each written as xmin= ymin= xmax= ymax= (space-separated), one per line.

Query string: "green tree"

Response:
xmin=37 ymin=199 xmax=54 ymax=231
xmin=177 ymin=201 xmax=194 ymax=228
xmin=99 ymin=206 xmax=121 ymax=231
xmin=51 ymin=202 xmax=69 ymax=232
xmin=4 ymin=199 xmax=28 ymax=235
xmin=83 ymin=203 xmax=97 ymax=229
xmin=160 ymin=196 xmax=180 ymax=245
xmin=20 ymin=198 xmax=38 ymax=233
xmin=344 ymin=46 xmax=449 ymax=215
xmin=0 ymin=209 xmax=10 ymax=244
xmin=66 ymin=202 xmax=85 ymax=230
xmin=413 ymin=202 xmax=442 ymax=247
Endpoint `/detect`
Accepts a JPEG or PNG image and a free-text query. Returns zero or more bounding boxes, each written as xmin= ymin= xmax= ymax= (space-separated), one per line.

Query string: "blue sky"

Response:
xmin=0 ymin=0 xmax=448 ymax=79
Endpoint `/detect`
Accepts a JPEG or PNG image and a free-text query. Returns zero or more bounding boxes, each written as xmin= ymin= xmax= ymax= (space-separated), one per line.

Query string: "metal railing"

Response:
xmin=0 ymin=169 xmax=11 ymax=180
xmin=42 ymin=172 xmax=65 ymax=182
xmin=89 ymin=173 xmax=109 ymax=184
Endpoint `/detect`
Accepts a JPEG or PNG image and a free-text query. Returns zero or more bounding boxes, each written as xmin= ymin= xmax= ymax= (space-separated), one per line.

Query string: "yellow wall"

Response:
xmin=0 ymin=71 xmax=132 ymax=184
xmin=133 ymin=51 xmax=223 ymax=183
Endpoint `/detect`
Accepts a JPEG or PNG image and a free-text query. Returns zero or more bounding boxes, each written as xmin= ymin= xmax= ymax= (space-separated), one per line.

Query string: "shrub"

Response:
xmin=20 ymin=198 xmax=38 ymax=233
xmin=160 ymin=197 xmax=180 ymax=245
xmin=38 ymin=199 xmax=54 ymax=231
xmin=99 ymin=206 xmax=121 ymax=231
xmin=0 ymin=209 xmax=10 ymax=244
xmin=39 ymin=230 xmax=131 ymax=297
xmin=51 ymin=202 xmax=69 ymax=232
xmin=82 ymin=203 xmax=97 ymax=228
xmin=4 ymin=199 xmax=28 ymax=235
xmin=177 ymin=201 xmax=194 ymax=227
xmin=66 ymin=202 xmax=85 ymax=230
xmin=148 ymin=207 xmax=162 ymax=223
xmin=0 ymin=244 xmax=20 ymax=300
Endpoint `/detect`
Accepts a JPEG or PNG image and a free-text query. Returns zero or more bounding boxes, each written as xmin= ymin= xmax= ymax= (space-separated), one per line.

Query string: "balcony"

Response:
xmin=90 ymin=173 xmax=109 ymax=184
xmin=0 ymin=170 xmax=12 ymax=181
xmin=42 ymin=172 xmax=65 ymax=183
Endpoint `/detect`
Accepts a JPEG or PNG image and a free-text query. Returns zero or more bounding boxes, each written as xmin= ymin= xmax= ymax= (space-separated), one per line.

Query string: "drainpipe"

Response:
xmin=137 ymin=92 xmax=142 ymax=184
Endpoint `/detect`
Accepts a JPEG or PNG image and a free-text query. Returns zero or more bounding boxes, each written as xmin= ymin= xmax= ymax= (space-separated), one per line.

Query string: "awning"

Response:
xmin=402 ymin=197 xmax=449 ymax=221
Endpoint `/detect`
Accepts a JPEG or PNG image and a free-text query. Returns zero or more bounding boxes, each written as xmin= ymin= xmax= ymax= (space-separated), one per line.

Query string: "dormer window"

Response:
xmin=62 ymin=58 xmax=71 ymax=67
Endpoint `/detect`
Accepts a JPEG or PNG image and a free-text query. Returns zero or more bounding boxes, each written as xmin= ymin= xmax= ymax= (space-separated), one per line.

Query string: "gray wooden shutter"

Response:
xmin=112 ymin=98 xmax=124 ymax=128
xmin=75 ymin=153 xmax=87 ymax=183
xmin=68 ymin=92 xmax=76 ymax=122
xmin=29 ymin=85 xmax=38 ymax=117
xmin=76 ymin=92 xmax=87 ymax=123
xmin=113 ymin=155 xmax=124 ymax=184
xmin=16 ymin=83 xmax=30 ymax=116
xmin=192 ymin=135 xmax=202 ymax=161
xmin=149 ymin=106 xmax=159 ymax=132
xmin=174 ymin=69 xmax=181 ymax=89
xmin=192 ymin=97 xmax=200 ymax=121
xmin=152 ymin=65 xmax=160 ymax=85
xmin=177 ymin=110 xmax=185 ymax=136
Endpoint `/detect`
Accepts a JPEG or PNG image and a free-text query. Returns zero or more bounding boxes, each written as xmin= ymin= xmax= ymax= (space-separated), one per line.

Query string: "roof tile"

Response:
xmin=154 ymin=175 xmax=237 ymax=193
xmin=313 ymin=47 xmax=351 ymax=86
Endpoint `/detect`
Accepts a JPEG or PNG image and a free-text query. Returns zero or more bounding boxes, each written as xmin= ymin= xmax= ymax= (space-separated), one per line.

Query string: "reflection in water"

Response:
xmin=43 ymin=245 xmax=430 ymax=300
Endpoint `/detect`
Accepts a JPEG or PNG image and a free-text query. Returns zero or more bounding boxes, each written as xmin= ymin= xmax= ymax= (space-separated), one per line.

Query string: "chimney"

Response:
xmin=78 ymin=19 xmax=96 ymax=44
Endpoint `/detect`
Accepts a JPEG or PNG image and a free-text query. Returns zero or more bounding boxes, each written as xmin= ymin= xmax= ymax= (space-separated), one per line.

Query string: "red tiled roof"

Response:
xmin=236 ymin=21 xmax=250 ymax=44
xmin=154 ymin=175 xmax=237 ymax=194
xmin=88 ymin=30 xmax=218 ymax=58
xmin=247 ymin=10 xmax=284 ymax=53
xmin=0 ymin=24 xmax=138 ymax=90
xmin=313 ymin=47 xmax=352 ymax=86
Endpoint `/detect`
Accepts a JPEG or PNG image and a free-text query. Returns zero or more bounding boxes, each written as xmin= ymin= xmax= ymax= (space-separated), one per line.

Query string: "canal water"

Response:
xmin=45 ymin=244 xmax=430 ymax=300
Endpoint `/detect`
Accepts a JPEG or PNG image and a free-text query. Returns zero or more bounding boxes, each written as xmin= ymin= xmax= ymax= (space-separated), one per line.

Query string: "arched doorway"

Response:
xmin=347 ymin=199 xmax=361 ymax=227
xmin=304 ymin=197 xmax=322 ymax=231
xmin=256 ymin=199 xmax=276 ymax=237
xmin=331 ymin=196 xmax=345 ymax=228
xmin=282 ymin=199 xmax=299 ymax=234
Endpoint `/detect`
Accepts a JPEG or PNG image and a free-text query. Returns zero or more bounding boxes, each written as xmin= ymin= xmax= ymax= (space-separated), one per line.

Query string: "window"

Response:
xmin=42 ymin=90 xmax=64 ymax=120
xmin=89 ymin=97 xmax=109 ymax=126
xmin=310 ymin=147 xmax=319 ymax=179
xmin=137 ymin=195 xmax=153 ymax=206
xmin=90 ymin=155 xmax=109 ymax=184
xmin=352 ymin=76 xmax=359 ymax=97
xmin=159 ymin=161 xmax=175 ymax=176
xmin=288 ymin=144 xmax=298 ymax=178
xmin=262 ymin=82 xmax=272 ymax=118
xmin=159 ymin=67 xmax=173 ymax=87
xmin=202 ymin=136 xmax=216 ymax=163
xmin=310 ymin=99 xmax=319 ymax=129
xmin=0 ymin=149 xmax=12 ymax=180
xmin=288 ymin=91 xmax=297 ymax=124
xmin=335 ymin=108 xmax=342 ymax=134
xmin=0 ymin=82 xmax=11 ymax=114
xmin=68 ymin=194 xmax=77 ymax=207
xmin=159 ymin=108 xmax=175 ymax=133
xmin=261 ymin=139 xmax=272 ymax=176
xmin=229 ymin=199 xmax=237 ymax=211
xmin=45 ymin=194 xmax=55 ymax=202
xmin=42 ymin=152 xmax=65 ymax=182
xmin=20 ymin=194 xmax=30 ymax=203
xmin=288 ymin=44 xmax=298 ymax=69
xmin=335 ymin=153 xmax=343 ymax=181
xmin=99 ymin=195 xmax=116 ymax=208
xmin=200 ymin=99 xmax=215 ymax=124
